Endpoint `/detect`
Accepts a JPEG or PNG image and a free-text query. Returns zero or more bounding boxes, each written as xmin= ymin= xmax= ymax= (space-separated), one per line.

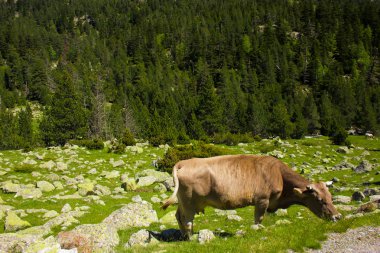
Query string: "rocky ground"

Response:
xmin=308 ymin=226 xmax=380 ymax=253
xmin=0 ymin=137 xmax=379 ymax=252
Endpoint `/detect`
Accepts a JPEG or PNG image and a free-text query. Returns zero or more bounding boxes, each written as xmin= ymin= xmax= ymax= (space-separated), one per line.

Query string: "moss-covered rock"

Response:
xmin=102 ymin=202 xmax=158 ymax=230
xmin=15 ymin=187 xmax=43 ymax=199
xmin=1 ymin=181 xmax=21 ymax=193
xmin=121 ymin=178 xmax=137 ymax=191
xmin=36 ymin=181 xmax=55 ymax=192
xmin=5 ymin=211 xmax=32 ymax=232
xmin=58 ymin=223 xmax=119 ymax=252
xmin=77 ymin=180 xmax=95 ymax=196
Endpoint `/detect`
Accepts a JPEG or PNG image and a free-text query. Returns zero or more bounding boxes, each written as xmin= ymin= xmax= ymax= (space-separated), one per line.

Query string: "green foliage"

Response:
xmin=0 ymin=0 xmax=379 ymax=146
xmin=212 ymin=132 xmax=254 ymax=146
xmin=107 ymin=140 xmax=126 ymax=154
xmin=39 ymin=70 xmax=89 ymax=146
xmin=68 ymin=139 xmax=104 ymax=150
xmin=157 ymin=143 xmax=229 ymax=172
xmin=13 ymin=164 xmax=37 ymax=174
xmin=329 ymin=126 xmax=350 ymax=146
xmin=121 ymin=129 xmax=136 ymax=146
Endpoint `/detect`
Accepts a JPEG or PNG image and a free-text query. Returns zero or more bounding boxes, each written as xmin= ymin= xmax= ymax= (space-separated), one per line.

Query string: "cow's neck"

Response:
xmin=277 ymin=166 xmax=310 ymax=209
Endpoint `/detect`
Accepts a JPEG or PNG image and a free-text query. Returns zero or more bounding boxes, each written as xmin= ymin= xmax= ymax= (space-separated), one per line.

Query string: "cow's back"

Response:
xmin=175 ymin=155 xmax=284 ymax=210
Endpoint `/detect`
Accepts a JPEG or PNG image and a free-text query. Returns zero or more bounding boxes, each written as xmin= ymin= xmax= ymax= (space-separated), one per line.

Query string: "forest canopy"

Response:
xmin=0 ymin=0 xmax=379 ymax=148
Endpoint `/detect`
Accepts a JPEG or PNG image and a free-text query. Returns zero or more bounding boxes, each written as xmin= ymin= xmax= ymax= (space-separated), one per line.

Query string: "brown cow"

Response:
xmin=162 ymin=155 xmax=341 ymax=239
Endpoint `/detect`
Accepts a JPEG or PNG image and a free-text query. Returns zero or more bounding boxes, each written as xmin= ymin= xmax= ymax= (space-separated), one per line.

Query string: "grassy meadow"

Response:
xmin=0 ymin=136 xmax=379 ymax=252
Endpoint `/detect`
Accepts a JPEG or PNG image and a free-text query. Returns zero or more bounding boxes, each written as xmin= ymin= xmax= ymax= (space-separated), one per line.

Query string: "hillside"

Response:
xmin=0 ymin=0 xmax=380 ymax=149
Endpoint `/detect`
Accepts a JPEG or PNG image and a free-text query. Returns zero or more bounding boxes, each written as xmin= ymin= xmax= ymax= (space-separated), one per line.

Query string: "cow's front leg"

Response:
xmin=175 ymin=207 xmax=195 ymax=240
xmin=254 ymin=198 xmax=269 ymax=224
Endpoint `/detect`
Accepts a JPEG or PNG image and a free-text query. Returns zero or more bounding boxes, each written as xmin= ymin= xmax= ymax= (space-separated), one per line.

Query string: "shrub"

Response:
xmin=107 ymin=139 xmax=126 ymax=154
xmin=13 ymin=164 xmax=37 ymax=173
xmin=213 ymin=132 xmax=254 ymax=146
xmin=69 ymin=139 xmax=104 ymax=150
xmin=157 ymin=142 xmax=229 ymax=173
xmin=329 ymin=127 xmax=349 ymax=146
xmin=121 ymin=129 xmax=136 ymax=146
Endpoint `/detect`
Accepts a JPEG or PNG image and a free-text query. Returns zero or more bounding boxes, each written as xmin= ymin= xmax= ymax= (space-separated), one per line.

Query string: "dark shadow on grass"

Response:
xmin=149 ymin=228 xmax=234 ymax=242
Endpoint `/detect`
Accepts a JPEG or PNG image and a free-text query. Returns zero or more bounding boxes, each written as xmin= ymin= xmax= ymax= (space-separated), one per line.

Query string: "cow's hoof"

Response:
xmin=250 ymin=224 xmax=265 ymax=230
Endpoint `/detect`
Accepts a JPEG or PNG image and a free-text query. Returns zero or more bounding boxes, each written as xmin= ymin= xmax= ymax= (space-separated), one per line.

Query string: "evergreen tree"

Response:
xmin=40 ymin=70 xmax=89 ymax=146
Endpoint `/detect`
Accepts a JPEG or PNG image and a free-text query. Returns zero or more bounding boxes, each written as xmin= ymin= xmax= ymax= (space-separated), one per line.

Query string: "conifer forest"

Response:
xmin=0 ymin=0 xmax=379 ymax=149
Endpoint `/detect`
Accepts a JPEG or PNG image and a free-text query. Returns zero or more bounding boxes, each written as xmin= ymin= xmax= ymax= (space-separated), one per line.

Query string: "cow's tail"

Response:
xmin=161 ymin=164 xmax=180 ymax=210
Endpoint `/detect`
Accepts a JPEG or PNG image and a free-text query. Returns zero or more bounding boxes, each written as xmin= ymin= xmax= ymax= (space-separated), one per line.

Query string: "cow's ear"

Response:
xmin=293 ymin=188 xmax=304 ymax=197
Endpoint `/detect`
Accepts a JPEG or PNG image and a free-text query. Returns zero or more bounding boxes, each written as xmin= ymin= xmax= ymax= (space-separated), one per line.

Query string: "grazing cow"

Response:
xmin=162 ymin=155 xmax=341 ymax=239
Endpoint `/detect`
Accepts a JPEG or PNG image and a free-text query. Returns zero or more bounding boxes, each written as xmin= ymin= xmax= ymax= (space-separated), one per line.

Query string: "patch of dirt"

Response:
xmin=308 ymin=226 xmax=380 ymax=253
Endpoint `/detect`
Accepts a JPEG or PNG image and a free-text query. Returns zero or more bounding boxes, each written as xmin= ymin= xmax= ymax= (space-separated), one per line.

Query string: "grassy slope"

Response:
xmin=0 ymin=136 xmax=379 ymax=252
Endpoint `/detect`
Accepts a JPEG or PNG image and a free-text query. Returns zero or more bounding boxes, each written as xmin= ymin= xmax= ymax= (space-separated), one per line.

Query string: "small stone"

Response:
xmin=198 ymin=229 xmax=215 ymax=244
xmin=132 ymin=195 xmax=143 ymax=203
xmin=87 ymin=168 xmax=97 ymax=174
xmin=153 ymin=183 xmax=167 ymax=193
xmin=151 ymin=196 xmax=161 ymax=203
xmin=227 ymin=214 xmax=243 ymax=221
xmin=94 ymin=184 xmax=111 ymax=196
xmin=125 ymin=229 xmax=158 ymax=248
xmin=363 ymin=188 xmax=379 ymax=196
xmin=61 ymin=203 xmax=72 ymax=213
xmin=275 ymin=219 xmax=292 ymax=225
xmin=111 ymin=160 xmax=125 ymax=168
xmin=353 ymin=160 xmax=372 ymax=173
xmin=121 ymin=178 xmax=137 ymax=191
xmin=369 ymin=195 xmax=380 ymax=202
xmin=352 ymin=191 xmax=366 ymax=202
xmin=275 ymin=209 xmax=288 ymax=216
xmin=77 ymin=181 xmax=95 ymax=196
xmin=336 ymin=146 xmax=351 ymax=154
xmin=333 ymin=195 xmax=351 ymax=204
xmin=56 ymin=162 xmax=68 ymax=171
xmin=43 ymin=210 xmax=59 ymax=219
xmin=235 ymin=229 xmax=246 ymax=237
xmin=251 ymin=224 xmax=265 ymax=230
xmin=53 ymin=181 xmax=64 ymax=190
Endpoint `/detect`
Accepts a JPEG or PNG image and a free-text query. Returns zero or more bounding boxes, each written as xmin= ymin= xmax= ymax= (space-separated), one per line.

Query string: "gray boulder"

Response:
xmin=153 ymin=183 xmax=167 ymax=193
xmin=353 ymin=160 xmax=372 ymax=173
xmin=36 ymin=181 xmax=55 ymax=192
xmin=58 ymin=223 xmax=119 ymax=252
xmin=336 ymin=146 xmax=351 ymax=154
xmin=136 ymin=176 xmax=156 ymax=187
xmin=103 ymin=202 xmax=158 ymax=230
xmin=136 ymin=169 xmax=171 ymax=183
xmin=15 ymin=187 xmax=43 ymax=199
xmin=121 ymin=178 xmax=137 ymax=191
xmin=5 ymin=211 xmax=31 ymax=232
xmin=333 ymin=195 xmax=351 ymax=204
xmin=198 ymin=229 xmax=215 ymax=244
xmin=94 ymin=184 xmax=111 ymax=196
xmin=1 ymin=181 xmax=21 ymax=193
xmin=125 ymin=229 xmax=158 ymax=248
xmin=352 ymin=191 xmax=366 ymax=202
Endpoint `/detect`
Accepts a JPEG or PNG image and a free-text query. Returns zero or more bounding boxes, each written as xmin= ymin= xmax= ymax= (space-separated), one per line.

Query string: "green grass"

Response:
xmin=0 ymin=136 xmax=379 ymax=252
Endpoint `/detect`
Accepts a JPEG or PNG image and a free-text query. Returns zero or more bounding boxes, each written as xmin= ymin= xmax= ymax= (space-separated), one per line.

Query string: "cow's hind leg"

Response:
xmin=175 ymin=206 xmax=195 ymax=240
xmin=254 ymin=198 xmax=269 ymax=224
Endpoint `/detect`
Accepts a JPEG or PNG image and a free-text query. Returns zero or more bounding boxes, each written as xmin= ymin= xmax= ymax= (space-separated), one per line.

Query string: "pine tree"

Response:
xmin=40 ymin=69 xmax=89 ymax=146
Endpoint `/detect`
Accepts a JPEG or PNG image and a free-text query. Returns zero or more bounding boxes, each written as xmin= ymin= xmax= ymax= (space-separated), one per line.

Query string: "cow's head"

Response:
xmin=293 ymin=182 xmax=342 ymax=221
